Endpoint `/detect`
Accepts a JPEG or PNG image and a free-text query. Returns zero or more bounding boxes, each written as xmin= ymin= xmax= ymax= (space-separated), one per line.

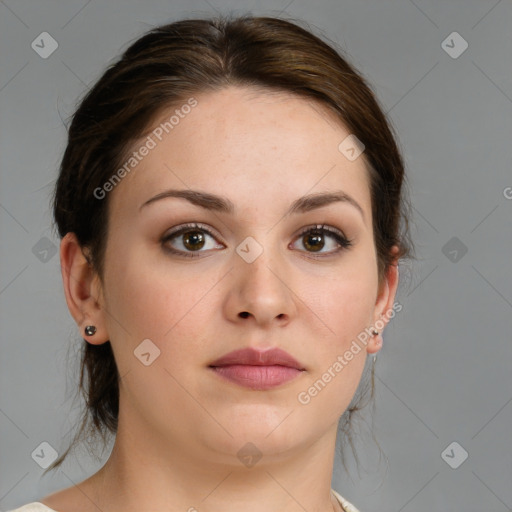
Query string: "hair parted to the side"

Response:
xmin=48 ymin=14 xmax=414 ymax=476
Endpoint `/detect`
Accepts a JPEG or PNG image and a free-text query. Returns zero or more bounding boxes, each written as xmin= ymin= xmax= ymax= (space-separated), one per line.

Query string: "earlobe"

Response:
xmin=366 ymin=329 xmax=382 ymax=354
xmin=59 ymin=232 xmax=108 ymax=345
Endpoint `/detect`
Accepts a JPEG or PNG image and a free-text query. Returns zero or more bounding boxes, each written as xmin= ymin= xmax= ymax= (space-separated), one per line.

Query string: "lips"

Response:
xmin=208 ymin=347 xmax=305 ymax=370
xmin=208 ymin=347 xmax=306 ymax=390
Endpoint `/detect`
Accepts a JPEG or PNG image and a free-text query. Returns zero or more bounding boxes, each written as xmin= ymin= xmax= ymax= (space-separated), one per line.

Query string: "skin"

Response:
xmin=45 ymin=86 xmax=399 ymax=512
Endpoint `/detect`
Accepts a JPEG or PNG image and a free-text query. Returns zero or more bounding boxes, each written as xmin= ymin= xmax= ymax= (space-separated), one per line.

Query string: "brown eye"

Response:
xmin=291 ymin=224 xmax=353 ymax=257
xmin=161 ymin=223 xmax=224 ymax=258
xmin=182 ymin=230 xmax=206 ymax=251
xmin=302 ymin=231 xmax=325 ymax=252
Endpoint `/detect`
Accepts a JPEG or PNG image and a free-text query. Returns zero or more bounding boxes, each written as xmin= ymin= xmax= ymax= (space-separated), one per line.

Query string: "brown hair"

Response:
xmin=48 ymin=14 xmax=414 ymax=474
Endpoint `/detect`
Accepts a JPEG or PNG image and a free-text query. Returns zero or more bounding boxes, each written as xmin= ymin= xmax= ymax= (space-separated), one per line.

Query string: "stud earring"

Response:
xmin=370 ymin=328 xmax=379 ymax=336
xmin=84 ymin=325 xmax=97 ymax=336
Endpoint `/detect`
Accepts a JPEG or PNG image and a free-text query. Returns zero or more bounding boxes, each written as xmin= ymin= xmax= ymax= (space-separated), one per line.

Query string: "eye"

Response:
xmin=161 ymin=222 xmax=353 ymax=259
xmin=290 ymin=224 xmax=353 ymax=257
xmin=161 ymin=223 xmax=224 ymax=258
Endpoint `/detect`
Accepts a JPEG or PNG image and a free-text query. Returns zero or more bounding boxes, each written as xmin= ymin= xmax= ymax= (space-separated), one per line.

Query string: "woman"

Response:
xmin=9 ymin=14 xmax=412 ymax=512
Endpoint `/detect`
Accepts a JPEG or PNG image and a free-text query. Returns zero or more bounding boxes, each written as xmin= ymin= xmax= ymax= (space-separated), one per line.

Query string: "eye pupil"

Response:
xmin=183 ymin=230 xmax=205 ymax=251
xmin=303 ymin=232 xmax=324 ymax=252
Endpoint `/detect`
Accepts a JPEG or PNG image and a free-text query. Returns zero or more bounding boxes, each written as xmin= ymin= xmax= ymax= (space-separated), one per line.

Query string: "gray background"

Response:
xmin=1 ymin=1 xmax=511 ymax=511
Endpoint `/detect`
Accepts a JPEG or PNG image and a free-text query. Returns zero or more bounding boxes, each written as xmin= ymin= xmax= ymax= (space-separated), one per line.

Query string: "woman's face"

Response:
xmin=89 ymin=86 xmax=397 ymax=464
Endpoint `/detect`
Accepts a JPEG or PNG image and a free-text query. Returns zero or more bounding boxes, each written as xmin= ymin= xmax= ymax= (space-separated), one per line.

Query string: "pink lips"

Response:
xmin=208 ymin=347 xmax=305 ymax=390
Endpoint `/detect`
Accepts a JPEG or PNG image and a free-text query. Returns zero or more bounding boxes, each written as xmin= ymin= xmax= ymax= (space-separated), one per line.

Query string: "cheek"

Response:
xmin=327 ymin=281 xmax=375 ymax=342
xmin=102 ymin=245 xmax=215 ymax=366
xmin=305 ymin=260 xmax=377 ymax=348
xmin=311 ymin=281 xmax=373 ymax=358
xmin=294 ymin=265 xmax=376 ymax=414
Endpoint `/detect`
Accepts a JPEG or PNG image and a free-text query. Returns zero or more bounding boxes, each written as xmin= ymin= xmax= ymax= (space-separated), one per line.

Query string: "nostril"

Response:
xmin=239 ymin=311 xmax=249 ymax=318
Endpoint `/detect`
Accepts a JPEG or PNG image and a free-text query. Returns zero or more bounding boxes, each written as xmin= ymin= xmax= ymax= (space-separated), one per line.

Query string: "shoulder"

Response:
xmin=331 ymin=488 xmax=362 ymax=512
xmin=5 ymin=503 xmax=57 ymax=512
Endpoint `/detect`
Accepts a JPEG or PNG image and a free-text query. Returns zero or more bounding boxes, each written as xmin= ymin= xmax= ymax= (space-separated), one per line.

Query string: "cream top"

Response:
xmin=7 ymin=489 xmax=360 ymax=512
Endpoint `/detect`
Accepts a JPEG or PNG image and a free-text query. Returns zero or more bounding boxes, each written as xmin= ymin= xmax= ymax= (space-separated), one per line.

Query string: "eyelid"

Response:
xmin=162 ymin=222 xmax=224 ymax=243
xmin=294 ymin=223 xmax=349 ymax=242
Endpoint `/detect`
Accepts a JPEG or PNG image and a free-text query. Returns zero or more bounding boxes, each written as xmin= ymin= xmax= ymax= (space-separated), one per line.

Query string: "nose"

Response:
xmin=222 ymin=244 xmax=298 ymax=328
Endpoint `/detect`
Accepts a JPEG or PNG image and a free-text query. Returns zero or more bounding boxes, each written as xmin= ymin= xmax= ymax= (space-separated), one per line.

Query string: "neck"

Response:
xmin=83 ymin=406 xmax=342 ymax=512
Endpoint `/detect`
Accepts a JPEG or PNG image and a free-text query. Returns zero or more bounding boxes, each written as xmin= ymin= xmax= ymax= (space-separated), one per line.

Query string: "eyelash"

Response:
xmin=161 ymin=222 xmax=353 ymax=259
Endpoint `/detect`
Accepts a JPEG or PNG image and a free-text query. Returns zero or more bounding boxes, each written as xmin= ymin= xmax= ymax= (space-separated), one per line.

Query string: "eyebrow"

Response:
xmin=139 ymin=188 xmax=365 ymax=221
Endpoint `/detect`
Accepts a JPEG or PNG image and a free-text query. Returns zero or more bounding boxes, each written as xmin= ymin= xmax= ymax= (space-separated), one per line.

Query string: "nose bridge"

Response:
xmin=230 ymin=232 xmax=295 ymax=323
xmin=236 ymin=233 xmax=284 ymax=293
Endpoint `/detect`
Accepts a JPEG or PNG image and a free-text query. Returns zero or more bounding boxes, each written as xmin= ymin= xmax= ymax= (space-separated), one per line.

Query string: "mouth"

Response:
xmin=208 ymin=347 xmax=306 ymax=390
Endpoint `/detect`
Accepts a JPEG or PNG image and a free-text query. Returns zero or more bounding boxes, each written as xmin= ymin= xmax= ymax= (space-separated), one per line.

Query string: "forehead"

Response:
xmin=108 ymin=86 xmax=372 ymax=221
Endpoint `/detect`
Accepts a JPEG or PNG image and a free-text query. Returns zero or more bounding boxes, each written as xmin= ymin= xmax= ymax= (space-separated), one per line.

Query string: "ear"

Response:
xmin=366 ymin=245 xmax=400 ymax=354
xmin=59 ymin=232 xmax=109 ymax=345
